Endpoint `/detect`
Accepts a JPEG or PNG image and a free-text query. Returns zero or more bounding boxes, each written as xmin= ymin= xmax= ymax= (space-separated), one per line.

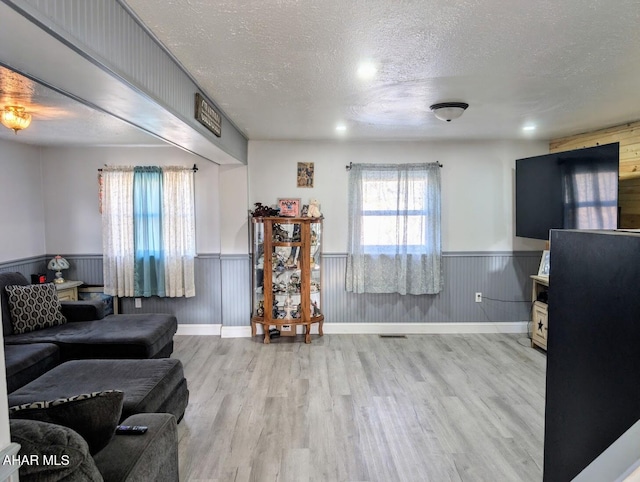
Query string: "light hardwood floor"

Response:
xmin=173 ymin=333 xmax=546 ymax=482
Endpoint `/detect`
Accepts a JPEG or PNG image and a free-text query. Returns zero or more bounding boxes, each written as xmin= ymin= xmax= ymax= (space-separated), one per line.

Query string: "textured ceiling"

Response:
xmin=0 ymin=66 xmax=166 ymax=147
xmin=123 ymin=0 xmax=640 ymax=141
xmin=3 ymin=1 xmax=640 ymax=147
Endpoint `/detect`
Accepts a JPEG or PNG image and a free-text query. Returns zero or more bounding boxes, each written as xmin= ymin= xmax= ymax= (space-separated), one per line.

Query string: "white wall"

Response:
xmin=0 ymin=138 xmax=551 ymax=259
xmin=219 ymin=164 xmax=249 ymax=254
xmin=0 ymin=320 xmax=9 ymax=447
xmin=0 ymin=139 xmax=45 ymax=467
xmin=248 ymin=140 xmax=549 ymax=252
xmin=40 ymin=145 xmax=221 ymax=255
xmin=0 ymin=140 xmax=45 ymax=262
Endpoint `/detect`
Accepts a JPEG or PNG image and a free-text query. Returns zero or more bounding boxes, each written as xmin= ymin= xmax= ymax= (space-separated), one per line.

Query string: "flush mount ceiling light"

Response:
xmin=1 ymin=105 xmax=32 ymax=133
xmin=430 ymin=102 xmax=469 ymax=122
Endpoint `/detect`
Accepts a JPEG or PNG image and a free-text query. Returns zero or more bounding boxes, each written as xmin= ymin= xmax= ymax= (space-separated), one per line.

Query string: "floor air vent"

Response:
xmin=379 ymin=334 xmax=407 ymax=339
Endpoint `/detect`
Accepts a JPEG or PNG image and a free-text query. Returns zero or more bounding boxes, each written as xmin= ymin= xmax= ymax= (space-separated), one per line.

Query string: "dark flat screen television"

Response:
xmin=516 ymin=143 xmax=620 ymax=240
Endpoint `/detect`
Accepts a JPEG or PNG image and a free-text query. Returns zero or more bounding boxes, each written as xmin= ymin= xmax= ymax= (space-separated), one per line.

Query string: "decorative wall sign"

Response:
xmin=297 ymin=162 xmax=314 ymax=188
xmin=195 ymin=93 xmax=222 ymax=137
xmin=278 ymin=198 xmax=301 ymax=217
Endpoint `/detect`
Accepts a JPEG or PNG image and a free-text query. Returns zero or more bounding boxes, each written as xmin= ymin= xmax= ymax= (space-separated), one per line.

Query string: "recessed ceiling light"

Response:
xmin=336 ymin=124 xmax=347 ymax=132
xmin=523 ymin=125 xmax=536 ymax=132
xmin=357 ymin=62 xmax=377 ymax=80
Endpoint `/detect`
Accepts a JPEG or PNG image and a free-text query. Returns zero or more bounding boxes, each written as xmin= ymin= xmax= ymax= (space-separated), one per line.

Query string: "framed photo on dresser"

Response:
xmin=538 ymin=250 xmax=550 ymax=277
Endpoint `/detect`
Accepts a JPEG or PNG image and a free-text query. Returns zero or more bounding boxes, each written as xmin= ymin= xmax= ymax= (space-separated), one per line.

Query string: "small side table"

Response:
xmin=530 ymin=275 xmax=549 ymax=351
xmin=54 ymin=280 xmax=83 ymax=301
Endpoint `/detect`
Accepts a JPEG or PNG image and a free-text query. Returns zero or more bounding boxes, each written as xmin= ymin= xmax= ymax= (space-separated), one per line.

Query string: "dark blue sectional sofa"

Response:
xmin=1 ymin=271 xmax=188 ymax=481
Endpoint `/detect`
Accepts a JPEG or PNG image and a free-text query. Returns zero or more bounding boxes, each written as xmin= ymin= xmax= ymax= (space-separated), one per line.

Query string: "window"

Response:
xmin=346 ymin=163 xmax=443 ymax=295
xmin=101 ymin=166 xmax=196 ymax=298
xmin=361 ymin=175 xmax=430 ymax=254
xmin=563 ymin=167 xmax=618 ymax=230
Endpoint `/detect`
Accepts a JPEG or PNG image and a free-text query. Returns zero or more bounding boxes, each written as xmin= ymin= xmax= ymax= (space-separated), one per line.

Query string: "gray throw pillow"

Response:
xmin=5 ymin=283 xmax=67 ymax=334
xmin=10 ymin=390 xmax=124 ymax=455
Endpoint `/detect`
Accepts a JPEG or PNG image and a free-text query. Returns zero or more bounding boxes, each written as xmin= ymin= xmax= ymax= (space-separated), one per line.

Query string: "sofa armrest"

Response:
xmin=93 ymin=413 xmax=178 ymax=482
xmin=61 ymin=300 xmax=105 ymax=322
xmin=9 ymin=418 xmax=103 ymax=481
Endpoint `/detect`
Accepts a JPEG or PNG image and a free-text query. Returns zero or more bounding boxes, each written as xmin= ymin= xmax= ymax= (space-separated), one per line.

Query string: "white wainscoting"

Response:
xmin=1 ymin=251 xmax=541 ymax=328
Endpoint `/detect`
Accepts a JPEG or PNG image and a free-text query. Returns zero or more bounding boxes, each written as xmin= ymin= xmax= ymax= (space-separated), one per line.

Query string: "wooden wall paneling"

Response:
xmin=550 ymin=120 xmax=640 ymax=159
xmin=619 ymin=177 xmax=640 ymax=228
xmin=550 ymin=120 xmax=640 ymax=228
xmin=550 ymin=120 xmax=640 ymax=181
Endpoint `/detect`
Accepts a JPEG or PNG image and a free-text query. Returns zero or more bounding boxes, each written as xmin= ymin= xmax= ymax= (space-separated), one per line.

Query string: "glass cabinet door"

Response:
xmin=252 ymin=221 xmax=265 ymax=317
xmin=310 ymin=221 xmax=321 ymax=317
xmin=271 ymin=222 xmax=302 ymax=321
xmin=270 ymin=222 xmax=301 ymax=243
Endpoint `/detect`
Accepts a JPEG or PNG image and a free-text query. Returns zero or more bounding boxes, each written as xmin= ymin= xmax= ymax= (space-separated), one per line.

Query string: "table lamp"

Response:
xmin=48 ymin=255 xmax=70 ymax=284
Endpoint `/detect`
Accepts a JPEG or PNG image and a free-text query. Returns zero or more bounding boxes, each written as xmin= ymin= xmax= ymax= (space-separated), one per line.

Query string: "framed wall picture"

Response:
xmin=278 ymin=198 xmax=301 ymax=217
xmin=297 ymin=162 xmax=314 ymax=188
xmin=78 ymin=286 xmax=119 ymax=315
xmin=538 ymin=250 xmax=550 ymax=277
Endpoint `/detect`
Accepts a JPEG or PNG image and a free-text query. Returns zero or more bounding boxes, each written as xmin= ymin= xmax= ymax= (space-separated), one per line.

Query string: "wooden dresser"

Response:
xmin=530 ymin=275 xmax=549 ymax=350
xmin=54 ymin=280 xmax=83 ymax=301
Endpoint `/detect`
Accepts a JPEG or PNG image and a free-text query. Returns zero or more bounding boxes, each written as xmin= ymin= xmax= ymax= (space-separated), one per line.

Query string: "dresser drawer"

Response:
xmin=56 ymin=287 xmax=77 ymax=301
xmin=532 ymin=301 xmax=548 ymax=349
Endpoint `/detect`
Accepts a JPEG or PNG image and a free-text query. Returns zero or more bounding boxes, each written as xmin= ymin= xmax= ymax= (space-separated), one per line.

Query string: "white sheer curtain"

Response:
xmin=102 ymin=167 xmax=136 ymax=297
xmin=346 ymin=162 xmax=443 ymax=295
xmin=562 ymin=161 xmax=618 ymax=230
xmin=162 ymin=167 xmax=196 ymax=298
xmin=101 ymin=165 xmax=196 ymax=298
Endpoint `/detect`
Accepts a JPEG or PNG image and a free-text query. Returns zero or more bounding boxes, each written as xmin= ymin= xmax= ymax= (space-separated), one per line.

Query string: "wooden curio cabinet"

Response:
xmin=250 ymin=216 xmax=324 ymax=343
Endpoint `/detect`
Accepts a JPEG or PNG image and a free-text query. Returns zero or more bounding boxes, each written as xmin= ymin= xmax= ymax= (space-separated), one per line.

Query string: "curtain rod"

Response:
xmin=98 ymin=164 xmax=198 ymax=172
xmin=345 ymin=161 xmax=443 ymax=171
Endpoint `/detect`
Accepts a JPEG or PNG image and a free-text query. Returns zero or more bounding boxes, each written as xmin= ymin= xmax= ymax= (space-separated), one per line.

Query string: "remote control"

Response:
xmin=116 ymin=425 xmax=148 ymax=435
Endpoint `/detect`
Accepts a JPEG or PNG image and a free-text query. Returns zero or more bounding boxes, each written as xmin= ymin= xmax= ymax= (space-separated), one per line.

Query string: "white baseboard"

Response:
xmin=323 ymin=321 xmax=529 ymax=334
xmin=176 ymin=324 xmax=221 ymax=336
xmin=215 ymin=322 xmax=528 ymax=338
xmin=220 ymin=325 xmax=251 ymax=338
